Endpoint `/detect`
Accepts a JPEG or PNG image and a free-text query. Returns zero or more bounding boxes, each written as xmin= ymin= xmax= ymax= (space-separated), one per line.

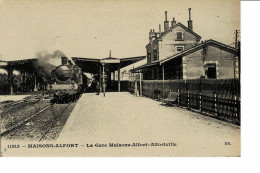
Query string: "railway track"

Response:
xmin=0 ymin=104 xmax=53 ymax=137
xmin=0 ymin=100 xmax=25 ymax=109
xmin=38 ymin=103 xmax=70 ymax=141
xmin=0 ymin=99 xmax=42 ymax=116
xmin=1 ymin=101 xmax=74 ymax=141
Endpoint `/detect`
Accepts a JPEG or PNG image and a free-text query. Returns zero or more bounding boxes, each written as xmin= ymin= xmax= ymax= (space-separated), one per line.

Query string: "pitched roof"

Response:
xmin=131 ymin=39 xmax=239 ymax=72
xmin=129 ymin=61 xmax=160 ymax=72
xmin=160 ymin=39 xmax=239 ymax=64
xmin=146 ymin=22 xmax=202 ymax=48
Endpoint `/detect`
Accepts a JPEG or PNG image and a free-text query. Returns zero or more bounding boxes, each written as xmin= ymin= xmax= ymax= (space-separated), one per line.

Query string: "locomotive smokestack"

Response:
xmin=61 ymin=57 xmax=68 ymax=65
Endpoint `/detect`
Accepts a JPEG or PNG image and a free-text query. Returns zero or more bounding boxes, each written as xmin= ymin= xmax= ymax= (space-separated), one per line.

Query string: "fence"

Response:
xmin=128 ymin=79 xmax=240 ymax=125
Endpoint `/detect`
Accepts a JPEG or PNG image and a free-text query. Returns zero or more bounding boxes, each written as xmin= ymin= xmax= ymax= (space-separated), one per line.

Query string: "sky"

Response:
xmin=0 ymin=0 xmax=240 ymax=64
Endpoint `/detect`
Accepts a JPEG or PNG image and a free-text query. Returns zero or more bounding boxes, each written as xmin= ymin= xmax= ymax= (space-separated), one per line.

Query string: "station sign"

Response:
xmin=135 ymin=74 xmax=142 ymax=80
xmin=100 ymin=59 xmax=120 ymax=64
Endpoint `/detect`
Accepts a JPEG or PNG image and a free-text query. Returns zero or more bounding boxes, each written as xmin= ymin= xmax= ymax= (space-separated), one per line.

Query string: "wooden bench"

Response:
xmin=161 ymin=92 xmax=179 ymax=105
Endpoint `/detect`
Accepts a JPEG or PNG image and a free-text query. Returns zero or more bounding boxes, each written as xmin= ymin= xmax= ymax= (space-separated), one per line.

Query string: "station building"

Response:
xmin=131 ymin=10 xmax=240 ymax=80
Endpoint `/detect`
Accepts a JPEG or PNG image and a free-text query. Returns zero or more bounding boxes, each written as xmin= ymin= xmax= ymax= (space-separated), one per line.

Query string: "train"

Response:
xmin=48 ymin=57 xmax=88 ymax=103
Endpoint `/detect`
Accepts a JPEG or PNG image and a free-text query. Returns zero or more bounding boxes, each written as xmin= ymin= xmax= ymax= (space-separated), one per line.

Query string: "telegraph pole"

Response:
xmin=102 ymin=62 xmax=105 ymax=97
xmin=234 ymin=30 xmax=240 ymax=49
xmin=238 ymin=41 xmax=241 ymax=80
xmin=234 ymin=30 xmax=240 ymax=79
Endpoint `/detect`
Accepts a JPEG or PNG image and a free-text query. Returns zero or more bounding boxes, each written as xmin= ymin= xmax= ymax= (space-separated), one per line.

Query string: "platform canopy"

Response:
xmin=0 ymin=58 xmax=38 ymax=73
xmin=72 ymin=55 xmax=146 ymax=74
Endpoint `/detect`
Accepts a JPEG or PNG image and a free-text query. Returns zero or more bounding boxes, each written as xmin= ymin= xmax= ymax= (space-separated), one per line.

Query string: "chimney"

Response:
xmin=151 ymin=29 xmax=156 ymax=41
xmin=164 ymin=11 xmax=169 ymax=32
xmin=149 ymin=29 xmax=152 ymax=41
xmin=188 ymin=8 xmax=193 ymax=31
xmin=149 ymin=29 xmax=156 ymax=41
xmin=159 ymin=24 xmax=161 ymax=35
xmin=61 ymin=57 xmax=68 ymax=65
xmin=171 ymin=17 xmax=176 ymax=27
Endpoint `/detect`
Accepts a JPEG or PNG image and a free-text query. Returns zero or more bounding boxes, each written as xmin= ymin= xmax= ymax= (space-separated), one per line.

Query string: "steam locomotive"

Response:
xmin=48 ymin=57 xmax=87 ymax=103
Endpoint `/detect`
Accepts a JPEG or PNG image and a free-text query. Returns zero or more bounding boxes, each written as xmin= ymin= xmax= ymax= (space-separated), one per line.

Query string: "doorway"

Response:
xmin=205 ymin=63 xmax=217 ymax=79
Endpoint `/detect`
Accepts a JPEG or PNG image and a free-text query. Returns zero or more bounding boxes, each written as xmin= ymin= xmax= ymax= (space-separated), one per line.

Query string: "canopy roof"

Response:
xmin=1 ymin=55 xmax=146 ymax=74
xmin=0 ymin=58 xmax=37 ymax=73
xmin=72 ymin=56 xmax=146 ymax=74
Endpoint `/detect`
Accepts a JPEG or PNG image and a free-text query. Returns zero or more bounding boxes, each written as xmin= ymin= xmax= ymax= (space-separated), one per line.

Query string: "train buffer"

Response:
xmin=161 ymin=92 xmax=179 ymax=105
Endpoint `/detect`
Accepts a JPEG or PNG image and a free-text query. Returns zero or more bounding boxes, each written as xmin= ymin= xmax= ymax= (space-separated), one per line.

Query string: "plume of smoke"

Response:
xmin=36 ymin=50 xmax=66 ymax=67
xmin=34 ymin=50 xmax=66 ymax=78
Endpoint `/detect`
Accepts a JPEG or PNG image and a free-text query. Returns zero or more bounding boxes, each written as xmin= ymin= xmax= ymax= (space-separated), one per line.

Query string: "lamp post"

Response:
xmin=102 ymin=62 xmax=106 ymax=97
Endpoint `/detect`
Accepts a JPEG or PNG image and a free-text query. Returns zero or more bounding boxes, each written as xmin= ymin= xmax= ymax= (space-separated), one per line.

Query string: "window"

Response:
xmin=175 ymin=45 xmax=184 ymax=52
xmin=176 ymin=47 xmax=184 ymax=52
xmin=153 ymin=49 xmax=158 ymax=61
xmin=147 ymin=52 xmax=151 ymax=64
xmin=176 ymin=32 xmax=183 ymax=40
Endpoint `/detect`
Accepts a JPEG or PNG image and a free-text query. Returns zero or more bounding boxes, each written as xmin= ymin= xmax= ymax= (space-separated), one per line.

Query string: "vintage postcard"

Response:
xmin=0 ymin=0 xmax=240 ymax=157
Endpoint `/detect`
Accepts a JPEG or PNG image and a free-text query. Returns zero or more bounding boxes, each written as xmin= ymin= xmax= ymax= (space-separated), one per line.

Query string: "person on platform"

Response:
xmin=91 ymin=79 xmax=96 ymax=92
xmin=96 ymin=80 xmax=100 ymax=95
xmin=95 ymin=79 xmax=100 ymax=95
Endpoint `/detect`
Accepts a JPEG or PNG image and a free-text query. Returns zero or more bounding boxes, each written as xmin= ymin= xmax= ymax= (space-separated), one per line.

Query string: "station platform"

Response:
xmin=56 ymin=92 xmax=240 ymax=156
xmin=0 ymin=95 xmax=30 ymax=103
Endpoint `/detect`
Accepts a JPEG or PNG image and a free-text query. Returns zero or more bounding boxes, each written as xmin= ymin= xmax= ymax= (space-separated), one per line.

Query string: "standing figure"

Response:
xmin=96 ymin=80 xmax=100 ymax=95
xmin=91 ymin=79 xmax=96 ymax=92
